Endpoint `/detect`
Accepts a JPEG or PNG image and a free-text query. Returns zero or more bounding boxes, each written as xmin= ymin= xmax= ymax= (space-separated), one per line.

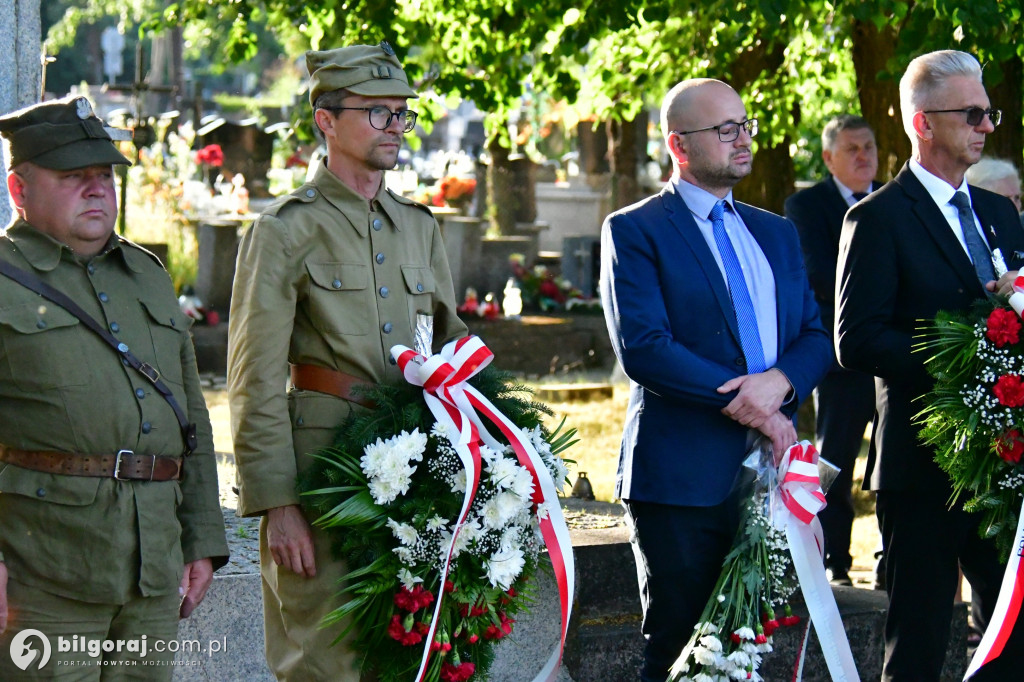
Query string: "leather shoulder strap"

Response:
xmin=0 ymin=258 xmax=197 ymax=455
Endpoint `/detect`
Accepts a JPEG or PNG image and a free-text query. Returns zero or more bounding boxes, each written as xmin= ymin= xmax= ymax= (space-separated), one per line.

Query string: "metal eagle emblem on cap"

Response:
xmin=379 ymin=40 xmax=395 ymax=56
xmin=75 ymin=97 xmax=94 ymax=120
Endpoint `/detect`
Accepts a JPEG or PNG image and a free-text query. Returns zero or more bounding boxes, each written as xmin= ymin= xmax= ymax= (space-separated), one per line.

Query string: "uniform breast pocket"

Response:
xmin=140 ymin=296 xmax=190 ymax=388
xmin=401 ymin=265 xmax=436 ymax=327
xmin=305 ymin=262 xmax=371 ymax=336
xmin=0 ymin=301 xmax=90 ymax=390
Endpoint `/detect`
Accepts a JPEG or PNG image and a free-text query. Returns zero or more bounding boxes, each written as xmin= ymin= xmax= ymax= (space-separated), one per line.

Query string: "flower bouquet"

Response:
xmin=668 ymin=442 xmax=802 ymax=682
xmin=300 ymin=325 xmax=575 ymax=681
xmin=916 ymin=295 xmax=1024 ymax=559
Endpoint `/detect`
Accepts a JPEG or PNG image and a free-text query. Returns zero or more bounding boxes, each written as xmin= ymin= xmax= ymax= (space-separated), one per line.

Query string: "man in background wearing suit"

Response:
xmin=837 ymin=50 xmax=1024 ymax=680
xmin=785 ymin=115 xmax=880 ymax=587
xmin=600 ymin=78 xmax=831 ymax=682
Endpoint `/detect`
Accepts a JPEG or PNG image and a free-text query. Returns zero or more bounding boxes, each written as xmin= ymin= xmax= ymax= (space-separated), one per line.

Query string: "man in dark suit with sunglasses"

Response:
xmin=837 ymin=50 xmax=1024 ymax=680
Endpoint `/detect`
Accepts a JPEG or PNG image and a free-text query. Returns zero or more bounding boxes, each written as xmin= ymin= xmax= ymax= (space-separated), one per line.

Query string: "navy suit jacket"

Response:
xmin=836 ymin=163 xmax=1024 ymax=492
xmin=600 ymin=182 xmax=832 ymax=507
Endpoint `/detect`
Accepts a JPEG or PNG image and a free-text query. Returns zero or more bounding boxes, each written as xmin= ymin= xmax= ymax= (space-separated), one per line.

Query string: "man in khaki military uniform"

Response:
xmin=0 ymin=96 xmax=228 ymax=679
xmin=228 ymin=43 xmax=466 ymax=681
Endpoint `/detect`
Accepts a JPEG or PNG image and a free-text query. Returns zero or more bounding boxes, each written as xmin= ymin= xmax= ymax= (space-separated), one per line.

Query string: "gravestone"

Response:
xmin=0 ymin=0 xmax=42 ymax=226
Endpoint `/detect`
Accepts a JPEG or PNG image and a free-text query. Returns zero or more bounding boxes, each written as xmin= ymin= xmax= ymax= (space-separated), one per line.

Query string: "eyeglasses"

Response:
xmin=671 ymin=118 xmax=758 ymax=143
xmin=922 ymin=106 xmax=1001 ymax=127
xmin=321 ymin=105 xmax=419 ymax=133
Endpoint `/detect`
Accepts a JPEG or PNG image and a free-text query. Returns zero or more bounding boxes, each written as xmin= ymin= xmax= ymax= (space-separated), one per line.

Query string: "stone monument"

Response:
xmin=0 ymin=0 xmax=42 ymax=226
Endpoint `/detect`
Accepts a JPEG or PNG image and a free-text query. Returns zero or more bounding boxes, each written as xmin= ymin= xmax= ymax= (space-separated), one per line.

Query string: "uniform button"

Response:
xmin=122 ymin=358 xmax=130 ymax=366
xmin=87 ymin=264 xmax=96 ymax=275
xmin=379 ymin=286 xmax=389 ymax=298
xmin=98 ymin=292 xmax=109 ymax=302
xmin=170 ymin=318 xmax=176 ymax=327
xmin=382 ymin=322 xmax=393 ymax=334
xmin=332 ymin=279 xmax=342 ymax=289
xmin=36 ymin=319 xmax=46 ymax=329
xmin=376 ymin=253 xmax=385 ymax=264
xmin=306 ymin=189 xmax=316 ymax=198
xmin=135 ymin=388 xmax=146 ymax=399
xmin=372 ymin=219 xmax=383 ymax=231
xmin=389 ymin=355 xmax=397 ymax=365
xmin=36 ymin=488 xmax=46 ymax=498
xmin=110 ymin=322 xmax=120 ymax=333
xmin=141 ymin=422 xmax=152 ymax=434
xmin=416 ymin=283 xmax=424 ymax=292
xmin=296 ymin=417 xmax=304 ymax=426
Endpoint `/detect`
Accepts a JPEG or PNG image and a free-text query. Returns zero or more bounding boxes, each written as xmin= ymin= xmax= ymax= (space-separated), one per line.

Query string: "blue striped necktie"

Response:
xmin=710 ymin=200 xmax=766 ymax=373
xmin=949 ymin=191 xmax=996 ymax=285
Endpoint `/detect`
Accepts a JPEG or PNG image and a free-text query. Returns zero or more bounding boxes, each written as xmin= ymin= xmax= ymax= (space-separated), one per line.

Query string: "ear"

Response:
xmin=667 ymin=132 xmax=687 ymax=168
xmin=313 ymin=108 xmax=335 ymax=137
xmin=6 ymin=172 xmax=26 ymax=209
xmin=912 ymin=111 xmax=932 ymax=141
xmin=821 ymin=148 xmax=834 ymax=171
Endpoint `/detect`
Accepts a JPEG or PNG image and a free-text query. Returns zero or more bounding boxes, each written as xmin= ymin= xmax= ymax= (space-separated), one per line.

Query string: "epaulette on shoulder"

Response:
xmin=261 ymin=183 xmax=320 ymax=218
xmin=118 ymin=235 xmax=165 ymax=268
xmin=387 ymin=188 xmax=435 ymax=218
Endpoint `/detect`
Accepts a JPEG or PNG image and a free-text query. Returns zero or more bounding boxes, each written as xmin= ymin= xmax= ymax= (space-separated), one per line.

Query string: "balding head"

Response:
xmin=660 ymin=79 xmax=736 ymax=140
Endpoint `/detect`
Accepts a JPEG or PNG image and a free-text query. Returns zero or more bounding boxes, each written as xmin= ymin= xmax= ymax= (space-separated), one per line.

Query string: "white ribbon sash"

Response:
xmin=393 ymin=336 xmax=575 ymax=682
xmin=775 ymin=441 xmax=860 ymax=681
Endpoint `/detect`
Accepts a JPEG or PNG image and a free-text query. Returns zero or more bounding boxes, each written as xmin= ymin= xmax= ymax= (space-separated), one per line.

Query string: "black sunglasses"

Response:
xmin=922 ymin=106 xmax=1001 ymax=127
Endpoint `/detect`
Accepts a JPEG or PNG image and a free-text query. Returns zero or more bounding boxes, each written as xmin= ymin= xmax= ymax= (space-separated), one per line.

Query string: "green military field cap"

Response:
xmin=306 ymin=40 xmax=418 ymax=106
xmin=0 ymin=95 xmax=131 ymax=170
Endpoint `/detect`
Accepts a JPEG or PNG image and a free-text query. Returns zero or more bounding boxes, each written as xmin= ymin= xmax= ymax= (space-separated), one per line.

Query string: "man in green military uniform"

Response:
xmin=0 ymin=96 xmax=228 ymax=679
xmin=228 ymin=42 xmax=466 ymax=680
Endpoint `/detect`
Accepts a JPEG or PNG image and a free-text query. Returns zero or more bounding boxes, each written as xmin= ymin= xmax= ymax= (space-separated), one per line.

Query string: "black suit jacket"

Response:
xmin=785 ymin=176 xmax=882 ymax=367
xmin=836 ymin=163 xmax=1024 ymax=492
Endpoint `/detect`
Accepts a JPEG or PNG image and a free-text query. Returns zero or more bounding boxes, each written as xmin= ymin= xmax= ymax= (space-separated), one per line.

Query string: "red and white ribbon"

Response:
xmin=964 ymin=495 xmax=1024 ymax=679
xmin=392 ymin=335 xmax=575 ymax=682
xmin=774 ymin=441 xmax=860 ymax=682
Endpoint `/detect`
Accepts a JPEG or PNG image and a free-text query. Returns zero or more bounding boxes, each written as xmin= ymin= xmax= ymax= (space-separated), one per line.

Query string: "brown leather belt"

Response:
xmin=289 ymin=363 xmax=376 ymax=408
xmin=0 ymin=445 xmax=182 ymax=481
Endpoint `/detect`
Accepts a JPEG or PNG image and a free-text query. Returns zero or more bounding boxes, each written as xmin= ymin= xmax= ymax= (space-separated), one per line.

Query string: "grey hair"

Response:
xmin=899 ymin=50 xmax=982 ymax=141
xmin=821 ymin=115 xmax=873 ymax=152
xmin=965 ymin=157 xmax=1021 ymax=190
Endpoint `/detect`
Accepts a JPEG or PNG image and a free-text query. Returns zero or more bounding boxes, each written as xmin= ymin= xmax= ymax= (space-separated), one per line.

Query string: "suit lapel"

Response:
xmin=894 ymin=165 xmax=981 ymax=293
xmin=660 ymin=185 xmax=741 ymax=344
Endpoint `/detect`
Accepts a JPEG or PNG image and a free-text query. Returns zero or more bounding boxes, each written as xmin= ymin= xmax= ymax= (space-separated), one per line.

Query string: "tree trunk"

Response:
xmin=728 ymin=42 xmax=794 ymax=215
xmin=985 ymin=55 xmax=1023 ymax=169
xmin=851 ymin=19 xmax=911 ymax=180
xmin=487 ymin=135 xmax=516 ymax=235
xmin=607 ymin=118 xmax=641 ymax=211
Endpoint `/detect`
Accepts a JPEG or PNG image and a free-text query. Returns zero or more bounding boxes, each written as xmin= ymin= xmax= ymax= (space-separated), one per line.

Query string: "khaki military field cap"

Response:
xmin=307 ymin=41 xmax=418 ymax=106
xmin=0 ymin=96 xmax=131 ymax=170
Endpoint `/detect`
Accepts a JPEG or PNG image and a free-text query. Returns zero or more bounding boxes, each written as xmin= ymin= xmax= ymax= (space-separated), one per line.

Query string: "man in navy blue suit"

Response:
xmin=600 ymin=78 xmax=831 ymax=682
xmin=784 ymin=115 xmax=881 ymax=587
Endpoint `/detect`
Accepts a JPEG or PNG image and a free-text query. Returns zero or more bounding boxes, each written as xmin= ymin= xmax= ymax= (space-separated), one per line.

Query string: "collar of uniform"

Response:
xmin=311 ymin=161 xmax=403 ymax=235
xmin=5 ymin=219 xmax=132 ymax=272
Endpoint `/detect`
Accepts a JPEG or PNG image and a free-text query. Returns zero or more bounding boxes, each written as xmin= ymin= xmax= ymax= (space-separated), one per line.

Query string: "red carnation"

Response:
xmin=994 ymin=374 xmax=1024 ymax=407
xmin=394 ymin=585 xmax=435 ymax=612
xmin=440 ymin=661 xmax=476 ymax=682
xmin=387 ymin=615 xmax=424 ymax=646
xmin=996 ymin=430 xmax=1024 ymax=464
xmin=195 ymin=144 xmax=224 ymax=167
xmin=986 ymin=308 xmax=1022 ymax=347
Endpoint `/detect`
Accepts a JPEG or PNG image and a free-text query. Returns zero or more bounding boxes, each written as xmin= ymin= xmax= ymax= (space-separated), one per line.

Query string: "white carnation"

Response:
xmin=387 ymin=518 xmax=419 ymax=545
xmin=484 ymin=547 xmax=525 ymax=589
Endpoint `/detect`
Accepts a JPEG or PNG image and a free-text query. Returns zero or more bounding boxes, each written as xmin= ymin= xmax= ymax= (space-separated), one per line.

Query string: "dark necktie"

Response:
xmin=710 ymin=200 xmax=766 ymax=373
xmin=852 ymin=192 xmax=868 ymax=202
xmin=949 ymin=191 xmax=996 ymax=285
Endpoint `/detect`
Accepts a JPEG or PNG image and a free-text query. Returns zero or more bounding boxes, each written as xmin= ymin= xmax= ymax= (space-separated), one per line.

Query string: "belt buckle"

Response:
xmin=114 ymin=450 xmax=156 ymax=481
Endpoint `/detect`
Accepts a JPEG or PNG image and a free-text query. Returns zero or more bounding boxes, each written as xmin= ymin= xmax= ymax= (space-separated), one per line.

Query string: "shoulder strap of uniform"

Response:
xmin=0 ymin=259 xmax=197 ymax=456
xmin=387 ymin=188 xmax=435 ymax=218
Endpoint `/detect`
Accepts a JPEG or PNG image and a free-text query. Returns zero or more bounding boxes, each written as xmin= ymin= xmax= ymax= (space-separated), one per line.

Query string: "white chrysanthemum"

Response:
xmin=735 ymin=627 xmax=755 ymax=641
xmin=499 ymin=526 xmax=521 ymax=552
xmin=511 ymin=466 xmax=536 ymax=499
xmin=484 ymin=547 xmax=526 ymax=589
xmin=478 ymin=444 xmax=500 ymax=466
xmin=486 ymin=456 xmax=520 ymax=489
xmin=397 ymin=568 xmax=423 ymax=590
xmin=427 ymin=515 xmax=448 ymax=531
xmin=393 ymin=546 xmax=414 ymax=565
xmin=387 ymin=518 xmax=419 ymax=545
xmin=536 ymin=502 xmax=553 ymax=521
xmin=451 ymin=469 xmax=467 ymax=493
xmin=726 ymin=650 xmax=751 ymax=669
xmin=368 ymin=478 xmax=400 ymax=506
xmin=693 ymin=673 xmax=715 ymax=682
xmin=693 ymin=647 xmax=717 ymax=666
xmin=698 ymin=635 xmax=722 ymax=652
xmin=430 ymin=421 xmax=454 ymax=442
xmin=395 ymin=428 xmax=427 ymax=458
